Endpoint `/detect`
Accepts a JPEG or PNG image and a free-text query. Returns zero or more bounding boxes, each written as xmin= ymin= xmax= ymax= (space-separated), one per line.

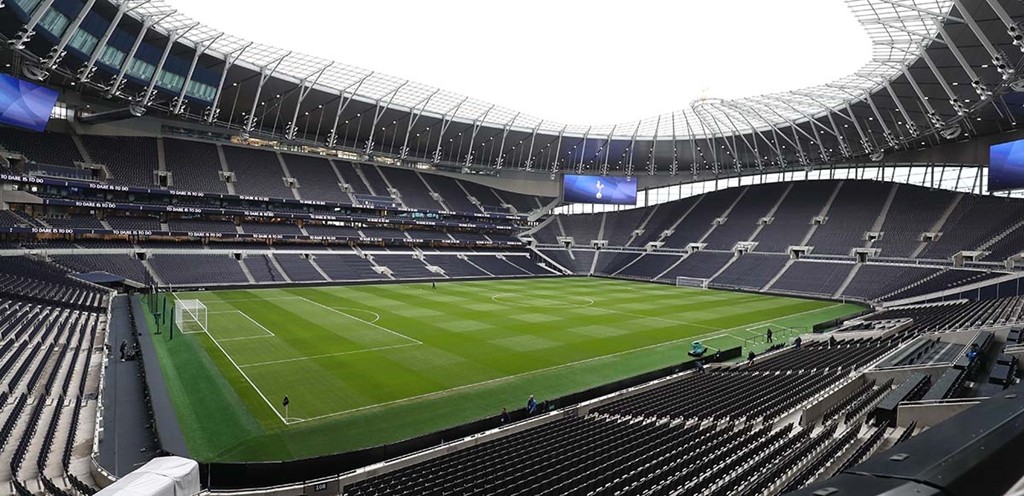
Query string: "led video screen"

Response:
xmin=562 ymin=174 xmax=637 ymax=205
xmin=0 ymin=73 xmax=58 ymax=132
xmin=989 ymin=138 xmax=1024 ymax=192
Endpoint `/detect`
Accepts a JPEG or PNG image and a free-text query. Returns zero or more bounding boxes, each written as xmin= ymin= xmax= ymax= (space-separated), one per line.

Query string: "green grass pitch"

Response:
xmin=147 ymin=277 xmax=864 ymax=462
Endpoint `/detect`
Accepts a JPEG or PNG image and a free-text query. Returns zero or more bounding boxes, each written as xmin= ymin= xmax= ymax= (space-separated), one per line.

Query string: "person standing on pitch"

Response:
xmin=432 ymin=280 xmax=436 ymax=290
xmin=766 ymin=328 xmax=774 ymax=343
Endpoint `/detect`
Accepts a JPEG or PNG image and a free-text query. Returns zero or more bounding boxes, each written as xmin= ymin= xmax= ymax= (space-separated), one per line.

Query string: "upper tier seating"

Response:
xmin=223 ymin=146 xmax=293 ymax=198
xmin=920 ymin=195 xmax=1024 ymax=259
xmin=377 ymin=167 xmax=443 ymax=210
xmin=164 ymin=138 xmax=226 ymax=193
xmin=425 ymin=174 xmax=478 ymax=213
xmin=359 ymin=165 xmax=392 ymax=197
xmin=79 ymin=135 xmax=157 ymax=187
xmin=806 ymin=181 xmax=890 ymax=255
xmin=603 ymin=209 xmax=648 ymax=247
xmin=559 ymin=214 xmax=602 ymax=246
xmin=662 ymin=187 xmax=744 ymax=249
xmin=872 ymin=185 xmax=953 ymax=258
xmin=703 ymin=182 xmax=788 ymax=250
xmin=282 ymin=154 xmax=346 ymax=202
xmin=331 ymin=160 xmax=371 ymax=195
xmin=751 ymin=181 xmax=835 ymax=253
xmin=0 ymin=127 xmax=82 ymax=167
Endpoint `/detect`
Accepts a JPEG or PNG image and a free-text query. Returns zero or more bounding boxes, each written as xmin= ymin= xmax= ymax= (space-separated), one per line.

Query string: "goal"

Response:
xmin=174 ymin=299 xmax=208 ymax=334
xmin=675 ymin=276 xmax=709 ymax=289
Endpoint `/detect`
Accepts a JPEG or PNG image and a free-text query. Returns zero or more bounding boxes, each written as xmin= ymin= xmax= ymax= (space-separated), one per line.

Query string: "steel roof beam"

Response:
xmin=464 ymin=105 xmax=494 ymax=167
xmin=43 ymin=0 xmax=97 ymax=70
xmin=243 ymin=52 xmax=290 ymax=134
xmin=875 ymin=0 xmax=963 ymax=23
xmin=524 ymin=121 xmax=543 ymax=172
xmin=399 ymin=89 xmax=439 ymax=160
xmin=431 ymin=98 xmax=467 ymax=164
xmin=934 ymin=24 xmax=990 ymax=100
xmin=648 ymin=117 xmax=661 ymax=175
xmin=107 ymin=11 xmax=174 ymax=100
xmin=205 ymin=42 xmax=251 ymax=123
xmin=285 ymin=63 xmax=332 ymax=140
xmin=173 ymin=32 xmax=222 ymax=115
xmin=10 ymin=0 xmax=56 ymax=49
xmin=626 ymin=121 xmax=641 ymax=177
xmin=951 ymin=0 xmax=1014 ymax=79
xmin=326 ymin=74 xmax=370 ymax=148
xmin=494 ymin=112 xmax=519 ymax=169
xmin=365 ymin=80 xmax=407 ymax=153
xmin=79 ymin=1 xmax=144 ymax=83
xmin=982 ymin=0 xmax=1024 ymax=52
xmin=141 ymin=23 xmax=197 ymax=106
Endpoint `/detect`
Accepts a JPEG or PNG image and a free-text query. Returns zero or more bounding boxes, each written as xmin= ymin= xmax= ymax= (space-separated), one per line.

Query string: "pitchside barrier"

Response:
xmin=139 ymin=339 xmax=740 ymax=489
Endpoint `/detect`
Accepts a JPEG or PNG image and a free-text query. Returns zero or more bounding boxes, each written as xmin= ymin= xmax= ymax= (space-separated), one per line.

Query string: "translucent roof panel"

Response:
xmin=128 ymin=0 xmax=953 ymax=139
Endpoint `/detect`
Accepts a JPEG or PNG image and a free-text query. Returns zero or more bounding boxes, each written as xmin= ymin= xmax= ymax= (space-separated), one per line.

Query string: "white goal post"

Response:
xmin=675 ymin=276 xmax=709 ymax=289
xmin=174 ymin=299 xmax=208 ymax=334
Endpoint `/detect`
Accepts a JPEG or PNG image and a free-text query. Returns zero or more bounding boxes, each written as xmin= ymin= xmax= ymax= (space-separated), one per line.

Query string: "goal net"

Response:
xmin=676 ymin=276 xmax=709 ymax=289
xmin=174 ymin=299 xmax=208 ymax=334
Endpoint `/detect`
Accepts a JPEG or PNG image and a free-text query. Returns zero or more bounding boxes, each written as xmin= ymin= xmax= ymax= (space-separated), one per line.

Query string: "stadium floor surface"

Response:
xmin=149 ymin=277 xmax=864 ymax=461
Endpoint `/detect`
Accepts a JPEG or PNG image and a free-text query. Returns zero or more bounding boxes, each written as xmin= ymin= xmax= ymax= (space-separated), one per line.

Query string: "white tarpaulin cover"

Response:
xmin=97 ymin=456 xmax=200 ymax=496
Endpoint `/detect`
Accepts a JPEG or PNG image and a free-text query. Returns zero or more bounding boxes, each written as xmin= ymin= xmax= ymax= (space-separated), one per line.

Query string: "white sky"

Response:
xmin=167 ymin=0 xmax=872 ymax=126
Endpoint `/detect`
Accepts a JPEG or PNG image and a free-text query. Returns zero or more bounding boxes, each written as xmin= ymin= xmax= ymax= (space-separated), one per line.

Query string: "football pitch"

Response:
xmin=148 ymin=277 xmax=864 ymax=461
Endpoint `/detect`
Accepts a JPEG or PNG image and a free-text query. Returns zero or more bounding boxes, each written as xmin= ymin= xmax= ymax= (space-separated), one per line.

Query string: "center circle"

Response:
xmin=491 ymin=293 xmax=594 ymax=308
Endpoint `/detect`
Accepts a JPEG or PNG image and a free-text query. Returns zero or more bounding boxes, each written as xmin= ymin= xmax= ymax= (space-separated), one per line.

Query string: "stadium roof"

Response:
xmin=125 ymin=0 xmax=955 ymax=139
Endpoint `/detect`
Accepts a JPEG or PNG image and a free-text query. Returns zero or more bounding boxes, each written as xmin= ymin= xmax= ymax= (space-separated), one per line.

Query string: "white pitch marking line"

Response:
xmin=295 ymin=296 xmax=422 ymax=345
xmin=234 ymin=310 xmax=276 ymax=337
xmin=171 ymin=293 xmax=289 ymax=425
xmin=240 ymin=343 xmax=420 ymax=368
xmin=217 ymin=335 xmax=275 ymax=343
xmin=288 ymin=302 xmax=851 ymax=424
